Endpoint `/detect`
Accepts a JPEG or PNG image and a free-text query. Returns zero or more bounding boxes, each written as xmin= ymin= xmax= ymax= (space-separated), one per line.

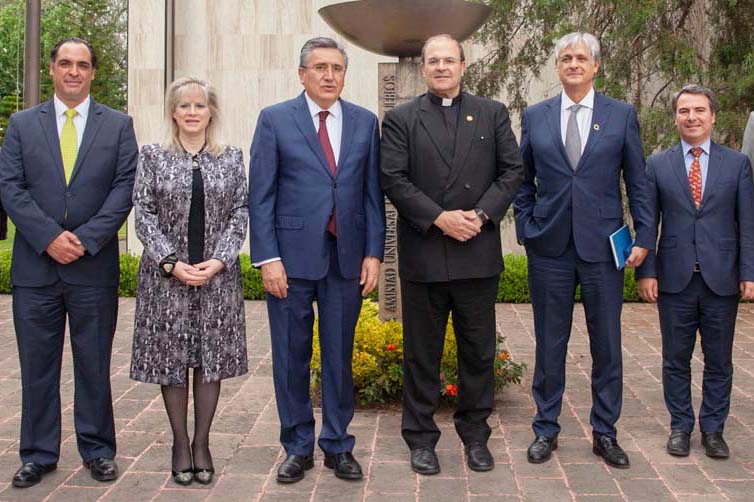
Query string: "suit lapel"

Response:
xmin=545 ymin=96 xmax=573 ymax=171
xmin=417 ymin=94 xmax=453 ymax=169
xmin=701 ymin=141 xmax=723 ymax=207
xmin=445 ymin=94 xmax=480 ymax=189
xmin=292 ymin=93 xmax=334 ymax=179
xmin=69 ymin=100 xmax=105 ymax=185
xmin=670 ymin=144 xmax=697 ymax=210
xmin=38 ymin=100 xmax=67 ymax=188
xmin=577 ymin=93 xmax=611 ymax=170
xmin=337 ymin=99 xmax=354 ymax=174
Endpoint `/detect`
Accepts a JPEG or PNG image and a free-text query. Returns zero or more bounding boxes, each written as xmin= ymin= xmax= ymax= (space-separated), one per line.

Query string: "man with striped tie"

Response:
xmin=0 ymin=37 xmax=137 ymax=487
xmin=637 ymin=85 xmax=754 ymax=459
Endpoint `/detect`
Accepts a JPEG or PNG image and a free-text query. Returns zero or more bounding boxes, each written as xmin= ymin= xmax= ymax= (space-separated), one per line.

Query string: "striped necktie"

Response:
xmin=60 ymin=108 xmax=78 ymax=184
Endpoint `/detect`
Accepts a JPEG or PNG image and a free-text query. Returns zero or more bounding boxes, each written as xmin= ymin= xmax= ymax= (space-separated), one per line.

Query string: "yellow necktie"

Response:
xmin=60 ymin=109 xmax=78 ymax=184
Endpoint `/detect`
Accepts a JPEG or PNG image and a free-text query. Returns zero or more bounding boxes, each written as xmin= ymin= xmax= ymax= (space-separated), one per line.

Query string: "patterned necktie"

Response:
xmin=565 ymin=104 xmax=582 ymax=169
xmin=60 ymin=109 xmax=78 ymax=184
xmin=318 ymin=111 xmax=337 ymax=235
xmin=688 ymin=147 xmax=703 ymax=209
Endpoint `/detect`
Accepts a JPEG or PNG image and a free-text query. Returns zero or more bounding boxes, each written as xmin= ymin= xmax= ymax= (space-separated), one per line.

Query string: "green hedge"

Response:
xmin=0 ymin=250 xmax=643 ymax=302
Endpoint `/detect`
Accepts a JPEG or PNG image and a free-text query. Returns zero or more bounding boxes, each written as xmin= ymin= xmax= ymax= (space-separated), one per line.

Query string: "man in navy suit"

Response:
xmin=637 ymin=85 xmax=754 ymax=459
xmin=514 ymin=32 xmax=654 ymax=468
xmin=249 ymin=37 xmax=385 ymax=483
xmin=0 ymin=38 xmax=137 ymax=487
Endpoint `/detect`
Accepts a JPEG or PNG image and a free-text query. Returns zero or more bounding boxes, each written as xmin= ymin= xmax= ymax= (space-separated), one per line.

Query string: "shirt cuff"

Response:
xmin=252 ymin=257 xmax=281 ymax=267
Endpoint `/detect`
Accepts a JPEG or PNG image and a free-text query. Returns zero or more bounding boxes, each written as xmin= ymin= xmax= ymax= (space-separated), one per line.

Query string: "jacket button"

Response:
xmin=464 ymin=183 xmax=471 ymax=189
xmin=65 ymin=192 xmax=72 ymax=197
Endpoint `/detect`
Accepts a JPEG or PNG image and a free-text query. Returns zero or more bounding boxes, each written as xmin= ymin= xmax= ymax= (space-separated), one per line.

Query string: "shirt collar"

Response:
xmin=681 ymin=138 xmax=711 ymax=157
xmin=561 ymin=88 xmax=595 ymax=112
xmin=304 ymin=92 xmax=341 ymax=120
xmin=54 ymin=94 xmax=91 ymax=122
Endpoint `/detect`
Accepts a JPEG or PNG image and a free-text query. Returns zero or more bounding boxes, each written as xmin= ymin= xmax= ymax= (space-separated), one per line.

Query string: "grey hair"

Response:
xmin=672 ymin=84 xmax=718 ymax=114
xmin=299 ymin=37 xmax=348 ymax=68
xmin=554 ymin=32 xmax=601 ymax=63
xmin=420 ymin=34 xmax=465 ymax=63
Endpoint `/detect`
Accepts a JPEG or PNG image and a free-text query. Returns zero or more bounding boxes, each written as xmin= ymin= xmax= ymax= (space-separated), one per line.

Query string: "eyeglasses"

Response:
xmin=424 ymin=57 xmax=462 ymax=68
xmin=301 ymin=64 xmax=346 ymax=76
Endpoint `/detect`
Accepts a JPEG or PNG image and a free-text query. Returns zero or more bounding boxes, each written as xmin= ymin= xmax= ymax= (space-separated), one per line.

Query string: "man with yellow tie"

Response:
xmin=0 ymin=37 xmax=137 ymax=488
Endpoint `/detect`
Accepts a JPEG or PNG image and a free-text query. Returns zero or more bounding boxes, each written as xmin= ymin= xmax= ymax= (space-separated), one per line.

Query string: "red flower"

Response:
xmin=386 ymin=343 xmax=397 ymax=352
xmin=445 ymin=384 xmax=458 ymax=396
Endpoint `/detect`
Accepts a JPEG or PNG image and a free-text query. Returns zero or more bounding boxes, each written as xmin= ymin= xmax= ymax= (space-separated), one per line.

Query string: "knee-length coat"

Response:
xmin=130 ymin=143 xmax=248 ymax=386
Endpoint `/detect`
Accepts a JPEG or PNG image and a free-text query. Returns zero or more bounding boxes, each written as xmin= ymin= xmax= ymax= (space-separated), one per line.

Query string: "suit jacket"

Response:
xmin=0 ymin=98 xmax=137 ymax=287
xmin=380 ymin=92 xmax=524 ymax=282
xmin=513 ymin=93 xmax=654 ymax=262
xmin=249 ymin=92 xmax=385 ymax=280
xmin=635 ymin=142 xmax=754 ymax=295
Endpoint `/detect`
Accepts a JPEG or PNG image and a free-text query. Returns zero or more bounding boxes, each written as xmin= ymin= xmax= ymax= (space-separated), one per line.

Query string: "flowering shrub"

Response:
xmin=312 ymin=300 xmax=526 ymax=406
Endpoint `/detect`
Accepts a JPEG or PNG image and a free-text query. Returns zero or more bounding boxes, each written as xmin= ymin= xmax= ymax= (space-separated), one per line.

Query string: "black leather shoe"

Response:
xmin=276 ymin=454 xmax=314 ymax=483
xmin=410 ymin=447 xmax=440 ymax=475
xmin=527 ymin=435 xmax=558 ymax=464
xmin=324 ymin=452 xmax=363 ymax=480
xmin=465 ymin=443 xmax=494 ymax=472
xmin=84 ymin=457 xmax=119 ymax=482
xmin=11 ymin=462 xmax=57 ymax=488
xmin=593 ymin=434 xmax=630 ymax=469
xmin=702 ymin=432 xmax=729 ymax=459
xmin=666 ymin=430 xmax=691 ymax=457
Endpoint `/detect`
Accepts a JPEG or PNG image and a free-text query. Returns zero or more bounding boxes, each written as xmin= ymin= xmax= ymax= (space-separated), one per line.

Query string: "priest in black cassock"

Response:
xmin=380 ymin=34 xmax=524 ymax=475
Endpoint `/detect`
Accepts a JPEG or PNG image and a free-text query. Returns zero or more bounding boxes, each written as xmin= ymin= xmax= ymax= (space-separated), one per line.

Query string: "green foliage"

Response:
xmin=0 ymin=0 xmax=127 ymax=143
xmin=118 ymin=253 xmax=139 ymax=297
xmin=311 ymin=300 xmax=527 ymax=406
xmin=468 ymin=0 xmax=754 ymax=152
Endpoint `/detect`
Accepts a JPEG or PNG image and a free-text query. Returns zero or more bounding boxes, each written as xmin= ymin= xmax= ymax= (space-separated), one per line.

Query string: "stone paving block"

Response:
xmin=152 ymin=488 xmax=210 ymax=502
xmin=697 ymin=455 xmax=754 ymax=480
xmin=46 ymin=486 xmax=108 ymax=502
xmin=563 ymin=463 xmax=620 ymax=495
xmin=417 ymin=477 xmax=467 ymax=502
xmin=654 ymin=463 xmax=718 ymax=495
xmin=618 ymin=479 xmax=675 ymax=502
xmin=519 ymin=478 xmax=572 ymax=502
xmin=312 ymin=474 xmax=366 ymax=500
xmin=574 ymin=496 xmax=622 ymax=501
xmin=129 ymin=443 xmax=172 ymax=472
xmin=212 ymin=412 xmax=258 ymax=435
xmin=717 ymin=480 xmax=754 ymax=501
xmin=110 ymin=431 xmax=161 ymax=459
xmin=365 ymin=493 xmax=416 ymax=502
xmin=466 ymin=464 xmax=516 ymax=495
xmin=224 ymin=446 xmax=281 ymax=476
xmin=98 ymin=472 xmax=167 ymax=502
xmin=259 ymin=492 xmax=312 ymax=502
xmin=243 ymin=421 xmax=284 ymax=447
xmin=511 ymin=452 xmax=563 ymax=478
xmin=366 ymin=462 xmax=416 ymax=493
xmin=124 ymin=410 xmax=169 ymax=434
xmin=434 ymin=449 xmax=464 ymax=478
xmin=0 ymin=469 xmax=74 ymax=502
xmin=374 ymin=436 xmax=408 ymax=462
xmin=207 ymin=474 xmax=266 ymax=500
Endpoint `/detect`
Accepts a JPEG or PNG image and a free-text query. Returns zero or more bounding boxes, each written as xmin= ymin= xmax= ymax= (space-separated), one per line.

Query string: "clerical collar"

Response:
xmin=428 ymin=92 xmax=462 ymax=107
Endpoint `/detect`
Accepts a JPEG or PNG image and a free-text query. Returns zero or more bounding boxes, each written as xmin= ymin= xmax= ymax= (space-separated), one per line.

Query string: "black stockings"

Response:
xmin=161 ymin=368 xmax=221 ymax=471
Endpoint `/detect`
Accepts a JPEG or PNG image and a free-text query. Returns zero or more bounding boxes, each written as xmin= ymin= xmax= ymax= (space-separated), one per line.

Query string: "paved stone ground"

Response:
xmin=0 ymin=297 xmax=753 ymax=501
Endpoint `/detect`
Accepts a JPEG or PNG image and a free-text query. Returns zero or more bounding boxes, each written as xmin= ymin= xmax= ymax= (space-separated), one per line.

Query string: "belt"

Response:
xmin=693 ymin=262 xmax=701 ymax=273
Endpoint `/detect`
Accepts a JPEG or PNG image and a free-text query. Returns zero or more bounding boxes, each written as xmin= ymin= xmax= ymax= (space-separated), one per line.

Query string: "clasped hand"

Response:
xmin=434 ymin=210 xmax=482 ymax=242
xmin=46 ymin=231 xmax=85 ymax=264
xmin=172 ymin=259 xmax=225 ymax=287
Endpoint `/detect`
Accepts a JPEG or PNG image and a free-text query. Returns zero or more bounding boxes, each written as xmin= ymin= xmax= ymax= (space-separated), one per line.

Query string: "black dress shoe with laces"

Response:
xmin=276 ymin=454 xmax=314 ymax=483
xmin=701 ymin=432 xmax=729 ymax=459
xmin=527 ymin=435 xmax=558 ymax=464
xmin=324 ymin=452 xmax=363 ymax=480
xmin=84 ymin=458 xmax=119 ymax=482
xmin=11 ymin=462 xmax=57 ymax=488
xmin=593 ymin=434 xmax=630 ymax=469
xmin=465 ymin=443 xmax=494 ymax=472
xmin=666 ymin=430 xmax=691 ymax=457
xmin=410 ymin=447 xmax=440 ymax=475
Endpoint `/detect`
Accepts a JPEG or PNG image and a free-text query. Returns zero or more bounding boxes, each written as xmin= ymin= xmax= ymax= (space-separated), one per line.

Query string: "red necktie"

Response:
xmin=318 ymin=111 xmax=337 ymax=235
xmin=688 ymin=147 xmax=703 ymax=209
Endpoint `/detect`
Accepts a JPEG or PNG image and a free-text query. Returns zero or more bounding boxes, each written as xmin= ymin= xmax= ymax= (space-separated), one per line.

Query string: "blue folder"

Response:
xmin=609 ymin=224 xmax=633 ymax=270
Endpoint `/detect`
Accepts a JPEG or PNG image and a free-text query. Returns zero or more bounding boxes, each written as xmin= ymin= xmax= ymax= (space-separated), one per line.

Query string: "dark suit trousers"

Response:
xmin=658 ymin=273 xmax=737 ymax=433
xmin=266 ymin=239 xmax=361 ymax=456
xmin=13 ymin=281 xmax=118 ymax=465
xmin=528 ymin=243 xmax=624 ymax=439
xmin=400 ymin=276 xmax=499 ymax=450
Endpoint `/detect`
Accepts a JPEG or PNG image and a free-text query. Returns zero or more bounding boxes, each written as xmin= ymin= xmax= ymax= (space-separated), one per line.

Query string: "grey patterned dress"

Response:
xmin=130 ymin=143 xmax=248 ymax=386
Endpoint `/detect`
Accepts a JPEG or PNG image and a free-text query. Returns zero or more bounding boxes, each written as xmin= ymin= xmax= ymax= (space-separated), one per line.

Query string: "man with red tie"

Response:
xmin=249 ymin=37 xmax=385 ymax=483
xmin=637 ymin=85 xmax=754 ymax=459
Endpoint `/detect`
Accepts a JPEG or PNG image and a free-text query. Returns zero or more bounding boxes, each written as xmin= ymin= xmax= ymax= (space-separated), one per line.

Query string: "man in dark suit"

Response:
xmin=380 ymin=34 xmax=524 ymax=475
xmin=249 ymin=37 xmax=385 ymax=484
xmin=0 ymin=38 xmax=137 ymax=487
xmin=513 ymin=32 xmax=654 ymax=468
xmin=636 ymin=85 xmax=754 ymax=459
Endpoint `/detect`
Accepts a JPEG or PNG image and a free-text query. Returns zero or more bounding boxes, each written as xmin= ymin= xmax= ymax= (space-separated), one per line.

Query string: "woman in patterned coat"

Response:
xmin=131 ymin=77 xmax=248 ymax=486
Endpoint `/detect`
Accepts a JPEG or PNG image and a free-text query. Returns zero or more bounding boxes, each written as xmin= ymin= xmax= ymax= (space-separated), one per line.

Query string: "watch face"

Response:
xmin=163 ymin=263 xmax=174 ymax=274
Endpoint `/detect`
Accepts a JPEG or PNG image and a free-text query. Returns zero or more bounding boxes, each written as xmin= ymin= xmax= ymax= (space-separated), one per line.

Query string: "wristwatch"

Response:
xmin=474 ymin=207 xmax=490 ymax=224
xmin=160 ymin=254 xmax=178 ymax=277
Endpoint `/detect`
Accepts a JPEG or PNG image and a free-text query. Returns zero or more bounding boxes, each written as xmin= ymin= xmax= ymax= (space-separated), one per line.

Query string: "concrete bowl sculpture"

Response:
xmin=318 ymin=0 xmax=492 ymax=58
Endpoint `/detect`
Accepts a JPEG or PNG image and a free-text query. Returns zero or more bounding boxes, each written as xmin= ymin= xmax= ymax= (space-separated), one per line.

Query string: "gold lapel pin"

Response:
xmin=593 ymin=124 xmax=601 ymax=131
xmin=466 ymin=115 xmax=474 ymax=122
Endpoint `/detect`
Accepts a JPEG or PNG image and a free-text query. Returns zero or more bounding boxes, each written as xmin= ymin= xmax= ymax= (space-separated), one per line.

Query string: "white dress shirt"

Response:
xmin=252 ymin=94 xmax=344 ymax=267
xmin=54 ymin=93 xmax=90 ymax=145
xmin=560 ymin=88 xmax=595 ymax=154
xmin=681 ymin=138 xmax=711 ymax=196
